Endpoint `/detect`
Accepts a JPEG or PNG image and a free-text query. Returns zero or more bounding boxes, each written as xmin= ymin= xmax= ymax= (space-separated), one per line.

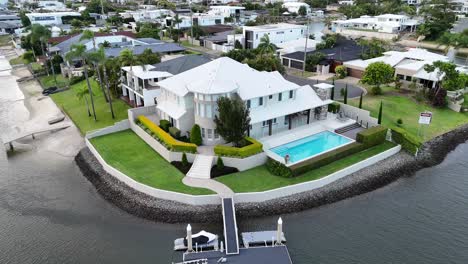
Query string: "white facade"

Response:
xmin=154 ymin=57 xmax=332 ymax=145
xmin=332 ymin=14 xmax=419 ymax=34
xmin=338 ymin=0 xmax=354 ymax=5
xmin=120 ymin=9 xmax=172 ymax=22
xmin=26 ymin=12 xmax=81 ymax=26
xmin=208 ymin=6 xmax=245 ymax=18
xmin=169 ymin=14 xmax=224 ymax=28
xmin=243 ymin=23 xmax=307 ymax=49
xmin=37 ymin=1 xmax=66 ymax=11
xmin=282 ymin=2 xmax=311 ymax=15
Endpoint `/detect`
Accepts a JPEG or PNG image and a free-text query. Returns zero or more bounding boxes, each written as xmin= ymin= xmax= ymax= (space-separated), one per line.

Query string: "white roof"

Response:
xmin=249 ymin=85 xmax=332 ymax=123
xmin=276 ymin=38 xmax=316 ymax=52
xmin=122 ymin=65 xmax=173 ymax=79
xmin=282 ymin=2 xmax=310 ymax=7
xmin=243 ymin=23 xmax=306 ymax=32
xmin=26 ymin=11 xmax=80 ymax=17
xmin=209 ymin=6 xmax=245 ymax=10
xmin=157 ymin=100 xmax=186 ymax=119
xmin=157 ymin=57 xmax=300 ymax=100
xmin=313 ymin=83 xmax=334 ymax=89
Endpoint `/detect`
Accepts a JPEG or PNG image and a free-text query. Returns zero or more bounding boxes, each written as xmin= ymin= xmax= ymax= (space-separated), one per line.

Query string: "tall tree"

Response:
xmin=75 ymin=85 xmax=92 ymax=117
xmin=361 ymin=62 xmax=395 ymax=90
xmin=82 ymin=30 xmax=108 ymax=102
xmin=417 ymin=0 xmax=456 ymax=40
xmin=257 ymin=35 xmax=276 ymax=55
xmin=66 ymin=44 xmax=97 ymax=121
xmin=377 ymin=101 xmax=383 ymax=125
xmin=214 ymin=95 xmax=251 ymax=147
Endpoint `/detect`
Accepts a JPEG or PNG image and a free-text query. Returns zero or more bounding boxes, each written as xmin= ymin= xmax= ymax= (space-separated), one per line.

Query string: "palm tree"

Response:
xmin=75 ymin=85 xmax=92 ymax=117
xmin=120 ymin=49 xmax=145 ymax=107
xmin=257 ymin=35 xmax=276 ymax=55
xmin=90 ymin=47 xmax=115 ymax=119
xmin=80 ymin=30 xmax=108 ymax=102
xmin=66 ymin=44 xmax=97 ymax=121
xmin=173 ymin=14 xmax=182 ymax=42
xmin=30 ymin=24 xmax=52 ymax=77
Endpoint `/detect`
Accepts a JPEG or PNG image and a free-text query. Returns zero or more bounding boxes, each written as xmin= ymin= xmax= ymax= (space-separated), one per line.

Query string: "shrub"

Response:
xmin=181 ymin=152 xmax=189 ymax=167
xmin=190 ymin=124 xmax=202 ymax=146
xmin=216 ymin=156 xmax=224 ymax=169
xmin=356 ymin=125 xmax=387 ymax=148
xmin=394 ymin=78 xmax=402 ymax=90
xmin=290 ymin=142 xmax=367 ymax=176
xmin=70 ymin=75 xmax=86 ymax=85
xmin=397 ymin=118 xmax=403 ymax=126
xmin=137 ymin=115 xmax=197 ymax=153
xmin=391 ymin=127 xmax=421 ymax=155
xmin=266 ymin=158 xmax=292 ymax=177
xmin=328 ymin=102 xmax=341 ymax=113
xmin=335 ymin=65 xmax=347 ymax=79
xmin=169 ymin=127 xmax=181 ymax=139
xmin=159 ymin=119 xmax=171 ymax=132
xmin=214 ymin=137 xmax=263 ymax=158
xmin=371 ymin=86 xmax=382 ymax=95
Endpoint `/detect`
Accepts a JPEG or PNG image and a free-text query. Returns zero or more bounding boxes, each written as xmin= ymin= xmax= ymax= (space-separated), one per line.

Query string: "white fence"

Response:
xmin=338 ymin=103 xmax=379 ymax=128
xmin=86 ymin=120 xmax=131 ymax=139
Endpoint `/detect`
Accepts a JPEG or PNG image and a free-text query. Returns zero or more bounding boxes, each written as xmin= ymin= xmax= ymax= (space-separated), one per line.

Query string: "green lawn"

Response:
xmin=0 ymin=35 xmax=11 ymax=46
xmin=50 ymin=78 xmax=130 ymax=134
xmin=9 ymin=56 xmax=27 ymax=65
xmin=348 ymin=86 xmax=468 ymax=142
xmin=216 ymin=141 xmax=397 ymax=193
xmin=39 ymin=74 xmax=70 ymax=89
xmin=90 ymin=130 xmax=214 ymax=195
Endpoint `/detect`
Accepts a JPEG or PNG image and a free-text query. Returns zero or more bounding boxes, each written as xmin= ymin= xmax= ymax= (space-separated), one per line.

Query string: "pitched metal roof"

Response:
xmin=150 ymin=55 xmax=212 ymax=75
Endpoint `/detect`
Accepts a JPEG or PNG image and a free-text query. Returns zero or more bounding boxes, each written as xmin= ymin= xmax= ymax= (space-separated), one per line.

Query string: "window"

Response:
xmin=284 ymin=116 xmax=289 ymax=125
xmin=256 ymin=34 xmax=258 ymax=39
xmin=214 ymin=129 xmax=220 ymax=139
xmin=259 ymin=97 xmax=263 ymax=105
xmin=207 ymin=129 xmax=213 ymax=139
xmin=405 ymin=76 xmax=412 ymax=81
xmin=277 ymin=31 xmax=284 ymax=34
xmin=201 ymin=128 xmax=206 ymax=138
xmin=247 ymin=100 xmax=251 ymax=109
xmin=272 ymin=118 xmax=277 ymax=124
xmin=206 ymin=104 xmax=212 ymax=118
xmin=289 ymin=90 xmax=293 ymax=98
xmin=269 ymin=95 xmax=273 ymax=99
xmin=200 ymin=104 xmax=205 ymax=117
xmin=278 ymin=93 xmax=282 ymax=101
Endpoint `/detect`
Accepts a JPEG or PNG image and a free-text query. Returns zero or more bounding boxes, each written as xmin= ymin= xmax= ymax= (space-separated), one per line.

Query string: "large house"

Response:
xmin=344 ymin=48 xmax=450 ymax=88
xmin=26 ymin=12 xmax=81 ymax=26
xmin=153 ymin=57 xmax=333 ymax=145
xmin=331 ymin=14 xmax=419 ymax=35
xmin=242 ymin=23 xmax=307 ymax=49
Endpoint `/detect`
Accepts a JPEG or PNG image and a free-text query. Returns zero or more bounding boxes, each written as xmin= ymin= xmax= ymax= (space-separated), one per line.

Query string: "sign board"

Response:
xmin=419 ymin=112 xmax=432 ymax=125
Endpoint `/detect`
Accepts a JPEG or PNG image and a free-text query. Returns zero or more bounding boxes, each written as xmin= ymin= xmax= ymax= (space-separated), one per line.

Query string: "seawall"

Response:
xmin=75 ymin=124 xmax=468 ymax=223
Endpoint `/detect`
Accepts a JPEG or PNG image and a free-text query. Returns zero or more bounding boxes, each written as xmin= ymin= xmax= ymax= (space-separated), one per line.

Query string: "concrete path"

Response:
xmin=186 ymin=155 xmax=213 ymax=179
xmin=182 ymin=177 xmax=234 ymax=198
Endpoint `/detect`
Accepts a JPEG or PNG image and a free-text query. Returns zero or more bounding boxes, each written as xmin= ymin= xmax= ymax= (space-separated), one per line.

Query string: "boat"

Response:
xmin=174 ymin=230 xmax=218 ymax=251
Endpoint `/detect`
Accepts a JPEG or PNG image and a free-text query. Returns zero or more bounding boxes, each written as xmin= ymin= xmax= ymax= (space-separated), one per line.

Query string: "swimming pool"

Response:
xmin=270 ymin=131 xmax=353 ymax=164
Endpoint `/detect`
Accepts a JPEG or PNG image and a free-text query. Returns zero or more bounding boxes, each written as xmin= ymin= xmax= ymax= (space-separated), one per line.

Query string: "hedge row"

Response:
xmin=289 ymin=142 xmax=367 ymax=176
xmin=356 ymin=125 xmax=387 ymax=147
xmin=328 ymin=102 xmax=341 ymax=113
xmin=391 ymin=126 xmax=421 ymax=155
xmin=214 ymin=137 xmax=263 ymax=158
xmin=137 ymin=115 xmax=197 ymax=153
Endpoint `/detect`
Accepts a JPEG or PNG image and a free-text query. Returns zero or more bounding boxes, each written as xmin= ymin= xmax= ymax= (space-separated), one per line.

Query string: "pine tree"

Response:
xmin=359 ymin=92 xmax=363 ymax=109
xmin=344 ymin=83 xmax=348 ymax=104
xmin=378 ymin=101 xmax=383 ymax=125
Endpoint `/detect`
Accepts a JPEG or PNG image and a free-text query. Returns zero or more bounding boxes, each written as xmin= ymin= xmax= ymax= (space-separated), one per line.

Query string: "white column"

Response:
xmin=187 ymin=224 xmax=193 ymax=252
xmin=276 ymin=217 xmax=283 ymax=245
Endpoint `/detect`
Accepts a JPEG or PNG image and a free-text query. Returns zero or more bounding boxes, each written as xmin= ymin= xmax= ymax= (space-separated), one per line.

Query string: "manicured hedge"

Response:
xmin=169 ymin=127 xmax=181 ymax=139
xmin=214 ymin=137 xmax=263 ymax=158
xmin=159 ymin=119 xmax=171 ymax=132
xmin=328 ymin=102 xmax=341 ymax=113
xmin=356 ymin=125 xmax=387 ymax=147
xmin=137 ymin=115 xmax=197 ymax=153
xmin=266 ymin=158 xmax=292 ymax=178
xmin=290 ymin=142 xmax=366 ymax=176
xmin=391 ymin=126 xmax=421 ymax=155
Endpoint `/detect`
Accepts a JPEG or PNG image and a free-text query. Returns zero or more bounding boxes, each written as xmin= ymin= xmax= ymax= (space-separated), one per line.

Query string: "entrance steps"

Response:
xmin=186 ymin=155 xmax=214 ymax=179
xmin=335 ymin=122 xmax=361 ymax=134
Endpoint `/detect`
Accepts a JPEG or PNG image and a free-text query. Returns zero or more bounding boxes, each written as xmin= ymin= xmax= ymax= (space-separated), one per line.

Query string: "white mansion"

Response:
xmin=150 ymin=57 xmax=333 ymax=145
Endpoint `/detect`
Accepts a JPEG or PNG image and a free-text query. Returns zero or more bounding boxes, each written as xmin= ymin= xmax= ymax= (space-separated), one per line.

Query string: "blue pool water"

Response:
xmin=270 ymin=131 xmax=352 ymax=163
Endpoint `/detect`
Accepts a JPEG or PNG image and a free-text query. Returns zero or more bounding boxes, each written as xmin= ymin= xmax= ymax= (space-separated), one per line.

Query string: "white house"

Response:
xmin=37 ymin=1 xmax=67 ymax=11
xmin=167 ymin=14 xmax=224 ymax=28
xmin=282 ymin=2 xmax=311 ymax=15
xmin=121 ymin=9 xmax=172 ymax=22
xmin=154 ymin=57 xmax=333 ymax=145
xmin=332 ymin=14 xmax=420 ymax=34
xmin=338 ymin=0 xmax=354 ymax=5
xmin=242 ymin=23 xmax=307 ymax=49
xmin=26 ymin=12 xmax=81 ymax=26
xmin=344 ymin=48 xmax=450 ymax=88
xmin=208 ymin=6 xmax=245 ymax=18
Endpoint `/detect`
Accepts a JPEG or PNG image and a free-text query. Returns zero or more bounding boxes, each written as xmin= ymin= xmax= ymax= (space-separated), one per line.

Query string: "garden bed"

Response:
xmin=171 ymin=161 xmax=193 ymax=174
xmin=210 ymin=165 xmax=239 ymax=178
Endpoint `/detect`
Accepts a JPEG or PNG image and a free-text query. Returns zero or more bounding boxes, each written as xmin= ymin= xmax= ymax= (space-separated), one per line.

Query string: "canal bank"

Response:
xmin=74 ymin=122 xmax=468 ymax=223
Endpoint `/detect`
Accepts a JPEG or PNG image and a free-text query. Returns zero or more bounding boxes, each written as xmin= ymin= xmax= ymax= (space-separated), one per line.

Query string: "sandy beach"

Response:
xmin=0 ymin=48 xmax=84 ymax=158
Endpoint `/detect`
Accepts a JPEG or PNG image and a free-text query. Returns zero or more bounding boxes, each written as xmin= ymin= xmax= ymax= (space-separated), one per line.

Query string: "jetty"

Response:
xmin=174 ymin=198 xmax=293 ymax=264
xmin=2 ymin=124 xmax=70 ymax=151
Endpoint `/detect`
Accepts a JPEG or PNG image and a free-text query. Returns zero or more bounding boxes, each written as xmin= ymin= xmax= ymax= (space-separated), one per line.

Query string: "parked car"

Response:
xmin=42 ymin=86 xmax=58 ymax=95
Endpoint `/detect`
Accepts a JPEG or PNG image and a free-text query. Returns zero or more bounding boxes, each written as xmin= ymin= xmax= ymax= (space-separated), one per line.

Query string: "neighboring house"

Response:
xmin=37 ymin=1 xmax=67 ymax=11
xmin=282 ymin=2 xmax=311 ymax=15
xmin=154 ymin=57 xmax=333 ymax=145
xmin=210 ymin=0 xmax=238 ymax=4
xmin=166 ymin=14 xmax=225 ymax=28
xmin=331 ymin=14 xmax=419 ymax=38
xmin=120 ymin=55 xmax=212 ymax=107
xmin=338 ymin=0 xmax=354 ymax=5
xmin=120 ymin=9 xmax=172 ymax=22
xmin=208 ymin=6 xmax=245 ymax=18
xmin=344 ymin=48 xmax=449 ymax=88
xmin=243 ymin=23 xmax=307 ymax=49
xmin=0 ymin=15 xmax=21 ymax=33
xmin=280 ymin=38 xmax=362 ymax=74
xmin=26 ymin=12 xmax=81 ymax=26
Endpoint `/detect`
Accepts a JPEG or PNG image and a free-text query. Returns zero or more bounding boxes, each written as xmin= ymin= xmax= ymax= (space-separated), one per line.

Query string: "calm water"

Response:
xmin=1 ymin=138 xmax=468 ymax=263
xmin=271 ymin=131 xmax=352 ymax=163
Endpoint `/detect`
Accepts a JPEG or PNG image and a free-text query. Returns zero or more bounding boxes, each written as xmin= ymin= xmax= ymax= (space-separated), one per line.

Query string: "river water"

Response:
xmin=1 ymin=134 xmax=468 ymax=263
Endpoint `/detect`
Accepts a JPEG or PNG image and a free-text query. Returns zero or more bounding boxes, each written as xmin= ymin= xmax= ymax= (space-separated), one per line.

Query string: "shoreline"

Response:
xmin=74 ymin=123 xmax=468 ymax=223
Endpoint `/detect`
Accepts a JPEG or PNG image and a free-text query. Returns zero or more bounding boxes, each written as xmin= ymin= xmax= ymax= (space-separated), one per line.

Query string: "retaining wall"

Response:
xmin=338 ymin=103 xmax=378 ymax=127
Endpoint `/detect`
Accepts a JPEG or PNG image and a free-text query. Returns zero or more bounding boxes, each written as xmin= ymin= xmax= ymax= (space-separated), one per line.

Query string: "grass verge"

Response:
xmin=90 ymin=130 xmax=214 ymax=195
xmin=39 ymin=74 xmax=70 ymax=89
xmin=216 ymin=141 xmax=397 ymax=193
xmin=50 ymin=78 xmax=129 ymax=134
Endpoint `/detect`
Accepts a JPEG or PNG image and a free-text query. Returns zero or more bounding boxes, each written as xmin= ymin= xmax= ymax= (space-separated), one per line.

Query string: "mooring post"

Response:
xmin=276 ymin=217 xmax=283 ymax=245
xmin=187 ymin=224 xmax=193 ymax=252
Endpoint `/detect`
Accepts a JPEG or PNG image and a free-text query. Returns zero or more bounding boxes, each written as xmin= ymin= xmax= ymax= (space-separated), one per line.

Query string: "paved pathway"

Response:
xmin=182 ymin=176 xmax=234 ymax=198
xmin=186 ymin=155 xmax=213 ymax=179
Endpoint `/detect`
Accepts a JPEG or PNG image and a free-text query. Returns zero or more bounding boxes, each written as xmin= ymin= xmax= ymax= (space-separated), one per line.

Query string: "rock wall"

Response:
xmin=75 ymin=124 xmax=468 ymax=223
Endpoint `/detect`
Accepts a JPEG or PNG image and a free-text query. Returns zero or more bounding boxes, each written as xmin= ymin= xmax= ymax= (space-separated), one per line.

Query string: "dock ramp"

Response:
xmin=222 ymin=197 xmax=239 ymax=255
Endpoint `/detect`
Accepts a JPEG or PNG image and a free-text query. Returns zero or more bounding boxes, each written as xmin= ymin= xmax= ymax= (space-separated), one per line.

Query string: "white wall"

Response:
xmin=338 ymin=102 xmax=379 ymax=127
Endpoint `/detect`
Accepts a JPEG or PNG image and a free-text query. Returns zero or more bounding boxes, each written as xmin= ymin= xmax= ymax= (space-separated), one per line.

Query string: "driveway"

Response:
xmin=285 ymin=74 xmax=365 ymax=99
